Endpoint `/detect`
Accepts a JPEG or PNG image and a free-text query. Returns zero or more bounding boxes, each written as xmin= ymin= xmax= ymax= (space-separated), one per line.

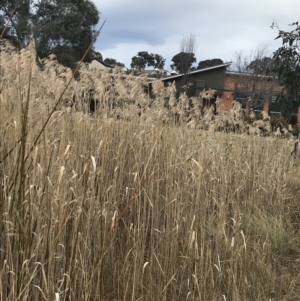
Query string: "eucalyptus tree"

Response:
xmin=0 ymin=0 xmax=100 ymax=68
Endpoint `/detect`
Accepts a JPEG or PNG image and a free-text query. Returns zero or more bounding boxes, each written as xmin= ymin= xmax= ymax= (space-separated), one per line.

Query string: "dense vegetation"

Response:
xmin=1 ymin=38 xmax=300 ymax=301
xmin=0 ymin=0 xmax=100 ymax=68
xmin=131 ymin=51 xmax=166 ymax=70
xmin=268 ymin=22 xmax=300 ymax=119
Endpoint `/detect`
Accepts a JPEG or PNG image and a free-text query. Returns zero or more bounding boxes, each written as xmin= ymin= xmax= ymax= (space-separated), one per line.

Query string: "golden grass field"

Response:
xmin=1 ymin=39 xmax=300 ymax=301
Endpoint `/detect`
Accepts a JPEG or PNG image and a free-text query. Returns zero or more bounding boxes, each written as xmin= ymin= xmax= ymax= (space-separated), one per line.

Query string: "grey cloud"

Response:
xmin=92 ymin=0 xmax=300 ymax=69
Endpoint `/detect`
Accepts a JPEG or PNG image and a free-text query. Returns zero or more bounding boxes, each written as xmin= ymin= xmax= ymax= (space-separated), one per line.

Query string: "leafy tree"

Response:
xmin=171 ymin=34 xmax=197 ymax=77
xmin=0 ymin=0 xmax=100 ymax=69
xmin=130 ymin=51 xmax=165 ymax=70
xmin=0 ymin=0 xmax=31 ymax=45
xmin=151 ymin=53 xmax=165 ymax=69
xmin=246 ymin=57 xmax=273 ymax=74
xmin=92 ymin=51 xmax=103 ymax=62
xmin=268 ymin=22 xmax=300 ymax=118
xmin=170 ymin=52 xmax=196 ymax=73
xmin=104 ymin=58 xmax=125 ymax=67
xmin=137 ymin=51 xmax=153 ymax=66
xmin=197 ymin=58 xmax=223 ymax=69
xmin=131 ymin=55 xmax=146 ymax=70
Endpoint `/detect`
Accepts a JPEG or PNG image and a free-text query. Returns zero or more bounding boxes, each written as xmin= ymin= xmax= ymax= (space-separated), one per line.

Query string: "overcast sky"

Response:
xmin=92 ymin=0 xmax=300 ymax=70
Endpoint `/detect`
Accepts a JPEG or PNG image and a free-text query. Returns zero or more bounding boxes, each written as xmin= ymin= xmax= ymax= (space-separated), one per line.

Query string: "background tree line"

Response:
xmin=130 ymin=52 xmax=225 ymax=73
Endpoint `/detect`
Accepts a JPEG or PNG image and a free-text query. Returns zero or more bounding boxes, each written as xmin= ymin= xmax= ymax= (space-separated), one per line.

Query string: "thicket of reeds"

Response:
xmin=1 ymin=38 xmax=300 ymax=301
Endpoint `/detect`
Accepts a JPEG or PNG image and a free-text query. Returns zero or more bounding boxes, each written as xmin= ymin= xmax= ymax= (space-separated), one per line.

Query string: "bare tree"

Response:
xmin=181 ymin=34 xmax=197 ymax=79
xmin=180 ymin=34 xmax=197 ymax=55
xmin=171 ymin=34 xmax=197 ymax=83
xmin=231 ymin=44 xmax=272 ymax=73
xmin=228 ymin=44 xmax=277 ymax=113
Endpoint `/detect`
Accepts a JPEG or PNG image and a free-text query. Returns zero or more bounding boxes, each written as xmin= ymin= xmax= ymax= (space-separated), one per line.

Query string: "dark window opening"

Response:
xmin=235 ymin=88 xmax=265 ymax=112
xmin=235 ymin=89 xmax=248 ymax=110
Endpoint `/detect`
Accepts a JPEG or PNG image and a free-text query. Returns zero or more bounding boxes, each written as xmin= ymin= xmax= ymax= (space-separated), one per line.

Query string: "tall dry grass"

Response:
xmin=1 ymin=38 xmax=300 ymax=301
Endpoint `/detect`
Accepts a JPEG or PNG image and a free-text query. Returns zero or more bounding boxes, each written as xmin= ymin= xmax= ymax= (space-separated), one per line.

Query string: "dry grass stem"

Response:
xmin=1 ymin=38 xmax=300 ymax=301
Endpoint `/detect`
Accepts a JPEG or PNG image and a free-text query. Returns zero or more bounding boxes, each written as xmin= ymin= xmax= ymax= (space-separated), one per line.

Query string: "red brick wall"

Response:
xmin=218 ymin=73 xmax=300 ymax=127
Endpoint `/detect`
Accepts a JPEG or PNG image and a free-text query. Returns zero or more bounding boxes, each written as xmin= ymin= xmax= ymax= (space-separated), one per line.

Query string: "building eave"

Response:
xmin=148 ymin=62 xmax=232 ymax=84
xmin=92 ymin=58 xmax=114 ymax=68
xmin=226 ymin=71 xmax=278 ymax=80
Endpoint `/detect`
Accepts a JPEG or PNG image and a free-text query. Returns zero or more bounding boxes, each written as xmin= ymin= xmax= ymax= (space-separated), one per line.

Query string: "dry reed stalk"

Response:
xmin=1 ymin=31 xmax=300 ymax=300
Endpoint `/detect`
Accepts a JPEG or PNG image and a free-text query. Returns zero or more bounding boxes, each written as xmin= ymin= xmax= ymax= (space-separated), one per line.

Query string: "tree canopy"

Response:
xmin=93 ymin=51 xmax=103 ymax=62
xmin=0 ymin=0 xmax=100 ymax=69
xmin=170 ymin=52 xmax=196 ymax=74
xmin=197 ymin=58 xmax=223 ymax=69
xmin=246 ymin=57 xmax=273 ymax=74
xmin=151 ymin=53 xmax=166 ymax=69
xmin=131 ymin=55 xmax=146 ymax=70
xmin=104 ymin=58 xmax=125 ymax=67
xmin=268 ymin=22 xmax=300 ymax=118
xmin=130 ymin=51 xmax=166 ymax=70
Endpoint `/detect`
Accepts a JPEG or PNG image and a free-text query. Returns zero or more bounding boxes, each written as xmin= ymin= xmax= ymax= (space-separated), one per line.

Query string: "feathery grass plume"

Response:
xmin=1 ymin=34 xmax=300 ymax=300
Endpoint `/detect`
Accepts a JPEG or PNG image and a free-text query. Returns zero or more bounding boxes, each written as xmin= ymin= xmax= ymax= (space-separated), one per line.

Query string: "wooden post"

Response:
xmin=263 ymin=99 xmax=270 ymax=115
